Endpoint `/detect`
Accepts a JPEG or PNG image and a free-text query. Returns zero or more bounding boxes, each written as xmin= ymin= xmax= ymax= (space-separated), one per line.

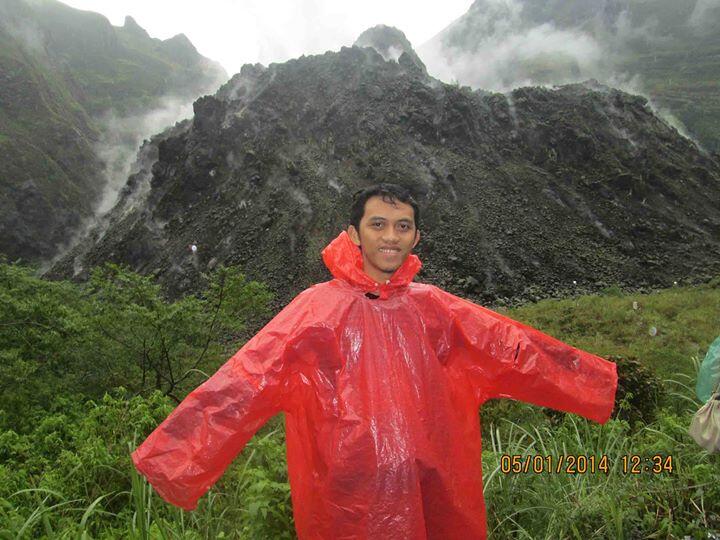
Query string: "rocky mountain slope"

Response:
xmin=0 ymin=0 xmax=226 ymax=264
xmin=44 ymin=26 xmax=720 ymax=309
xmin=418 ymin=0 xmax=720 ymax=153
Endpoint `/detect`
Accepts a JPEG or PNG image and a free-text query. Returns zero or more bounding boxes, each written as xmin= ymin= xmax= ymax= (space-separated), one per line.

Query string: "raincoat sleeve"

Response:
xmin=131 ymin=288 xmax=316 ymax=510
xmin=435 ymin=288 xmax=617 ymax=423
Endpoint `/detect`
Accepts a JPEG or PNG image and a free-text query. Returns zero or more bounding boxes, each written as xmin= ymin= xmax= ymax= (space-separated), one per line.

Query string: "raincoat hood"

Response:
xmin=321 ymin=230 xmax=422 ymax=297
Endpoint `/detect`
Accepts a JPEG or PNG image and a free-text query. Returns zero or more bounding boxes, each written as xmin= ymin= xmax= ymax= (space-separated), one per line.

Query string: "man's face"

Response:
xmin=348 ymin=195 xmax=420 ymax=284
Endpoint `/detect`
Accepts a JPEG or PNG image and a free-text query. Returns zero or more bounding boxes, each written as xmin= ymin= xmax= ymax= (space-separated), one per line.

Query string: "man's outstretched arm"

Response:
xmin=131 ymin=288 xmax=316 ymax=510
xmin=432 ymin=287 xmax=618 ymax=423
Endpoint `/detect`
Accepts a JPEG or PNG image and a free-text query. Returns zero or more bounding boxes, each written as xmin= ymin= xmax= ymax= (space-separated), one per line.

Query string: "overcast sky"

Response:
xmin=61 ymin=0 xmax=473 ymax=76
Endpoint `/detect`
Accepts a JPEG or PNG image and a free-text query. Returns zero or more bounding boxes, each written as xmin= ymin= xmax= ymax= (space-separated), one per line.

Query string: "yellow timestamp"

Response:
xmin=500 ymin=454 xmax=674 ymax=475
xmin=621 ymin=454 xmax=674 ymax=474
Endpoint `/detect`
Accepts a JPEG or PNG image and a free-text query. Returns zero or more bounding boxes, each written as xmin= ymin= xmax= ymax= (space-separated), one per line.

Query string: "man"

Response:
xmin=132 ymin=183 xmax=618 ymax=539
xmin=345 ymin=185 xmax=420 ymax=297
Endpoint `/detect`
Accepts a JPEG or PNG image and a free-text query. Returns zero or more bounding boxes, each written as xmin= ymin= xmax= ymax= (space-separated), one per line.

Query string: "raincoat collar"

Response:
xmin=321 ymin=230 xmax=422 ymax=299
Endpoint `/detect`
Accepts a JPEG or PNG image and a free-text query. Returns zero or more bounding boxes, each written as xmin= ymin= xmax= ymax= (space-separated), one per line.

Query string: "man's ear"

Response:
xmin=347 ymin=225 xmax=361 ymax=246
xmin=412 ymin=229 xmax=420 ymax=249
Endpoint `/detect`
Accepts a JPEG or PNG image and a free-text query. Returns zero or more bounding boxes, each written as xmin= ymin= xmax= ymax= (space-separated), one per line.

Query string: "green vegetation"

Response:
xmin=495 ymin=279 xmax=720 ymax=381
xmin=0 ymin=259 xmax=272 ymax=432
xmin=0 ymin=259 xmax=718 ymax=538
xmin=482 ymin=400 xmax=719 ymax=538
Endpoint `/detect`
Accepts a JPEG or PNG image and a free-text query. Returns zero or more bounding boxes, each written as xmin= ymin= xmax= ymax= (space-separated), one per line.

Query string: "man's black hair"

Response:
xmin=349 ymin=183 xmax=421 ymax=231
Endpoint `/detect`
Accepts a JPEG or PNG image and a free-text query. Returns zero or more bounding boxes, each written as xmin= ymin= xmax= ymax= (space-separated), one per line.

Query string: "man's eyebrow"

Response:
xmin=367 ymin=216 xmax=413 ymax=222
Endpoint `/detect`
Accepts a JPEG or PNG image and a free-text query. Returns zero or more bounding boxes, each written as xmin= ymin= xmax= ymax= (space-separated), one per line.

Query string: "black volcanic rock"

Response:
xmin=354 ymin=25 xmax=428 ymax=77
xmin=44 ymin=36 xmax=720 ymax=310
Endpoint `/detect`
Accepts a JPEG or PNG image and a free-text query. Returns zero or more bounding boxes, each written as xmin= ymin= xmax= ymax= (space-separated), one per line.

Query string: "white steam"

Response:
xmin=93 ymin=96 xmax=195 ymax=215
xmin=417 ymin=0 xmax=610 ymax=92
xmin=41 ymin=85 xmax=225 ymax=276
xmin=417 ymin=0 xmax=708 ymax=145
xmin=386 ymin=45 xmax=405 ymax=62
xmin=0 ymin=14 xmax=47 ymax=58
xmin=688 ymin=0 xmax=720 ymax=27
xmin=420 ymin=23 xmax=605 ymax=92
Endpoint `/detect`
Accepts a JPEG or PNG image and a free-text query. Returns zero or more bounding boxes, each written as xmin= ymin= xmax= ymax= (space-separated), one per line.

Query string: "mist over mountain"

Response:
xmin=43 ymin=26 xmax=720 ymax=309
xmin=418 ymin=0 xmax=720 ymax=153
xmin=0 ymin=0 xmax=227 ymax=265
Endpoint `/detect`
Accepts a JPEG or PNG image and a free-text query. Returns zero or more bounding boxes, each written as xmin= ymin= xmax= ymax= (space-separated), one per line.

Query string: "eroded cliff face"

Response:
xmin=44 ymin=34 xmax=720 ymax=308
xmin=0 ymin=0 xmax=227 ymax=264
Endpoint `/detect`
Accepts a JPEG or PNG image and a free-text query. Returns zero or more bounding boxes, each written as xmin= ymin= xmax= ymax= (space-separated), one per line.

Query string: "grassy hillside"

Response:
xmin=500 ymin=279 xmax=720 ymax=381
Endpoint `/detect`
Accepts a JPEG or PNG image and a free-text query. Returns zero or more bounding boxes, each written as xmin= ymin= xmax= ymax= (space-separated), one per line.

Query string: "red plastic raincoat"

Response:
xmin=131 ymin=230 xmax=618 ymax=539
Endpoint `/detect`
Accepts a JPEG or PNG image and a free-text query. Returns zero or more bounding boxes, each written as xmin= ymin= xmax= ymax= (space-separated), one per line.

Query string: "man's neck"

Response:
xmin=362 ymin=267 xmax=393 ymax=285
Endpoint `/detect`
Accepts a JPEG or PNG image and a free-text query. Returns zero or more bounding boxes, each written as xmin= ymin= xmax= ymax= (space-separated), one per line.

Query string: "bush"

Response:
xmin=0 ymin=260 xmax=272 ymax=431
xmin=611 ymin=354 xmax=664 ymax=426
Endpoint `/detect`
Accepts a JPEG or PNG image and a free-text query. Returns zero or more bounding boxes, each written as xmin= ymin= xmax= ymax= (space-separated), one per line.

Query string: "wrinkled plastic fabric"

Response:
xmin=132 ymin=230 xmax=618 ymax=539
xmin=697 ymin=335 xmax=720 ymax=402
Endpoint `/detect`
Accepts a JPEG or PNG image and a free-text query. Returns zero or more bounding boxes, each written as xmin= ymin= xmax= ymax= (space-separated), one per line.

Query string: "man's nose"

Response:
xmin=382 ymin=229 xmax=400 ymax=243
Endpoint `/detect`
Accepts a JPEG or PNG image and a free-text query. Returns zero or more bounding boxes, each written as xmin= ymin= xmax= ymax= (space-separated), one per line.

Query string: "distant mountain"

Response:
xmin=0 ymin=0 xmax=227 ymax=264
xmin=418 ymin=0 xmax=720 ymax=153
xmin=44 ymin=27 xmax=720 ymax=309
xmin=354 ymin=25 xmax=428 ymax=76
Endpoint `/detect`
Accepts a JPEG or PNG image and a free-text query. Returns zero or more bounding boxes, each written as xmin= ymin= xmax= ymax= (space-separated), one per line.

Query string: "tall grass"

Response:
xmin=481 ymin=370 xmax=720 ymax=539
xmin=123 ymin=425 xmax=289 ymax=540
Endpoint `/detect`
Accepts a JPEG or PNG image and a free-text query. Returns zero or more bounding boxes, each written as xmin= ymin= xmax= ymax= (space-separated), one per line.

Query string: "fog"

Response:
xmin=93 ymin=94 xmax=211 ymax=216
xmin=689 ymin=0 xmax=720 ymax=27
xmin=419 ymin=22 xmax=606 ymax=91
xmin=61 ymin=0 xmax=474 ymax=76
xmin=417 ymin=0 xmax=618 ymax=92
xmin=416 ymin=0 xmax=717 ymax=146
xmin=40 ymin=83 xmax=225 ymax=276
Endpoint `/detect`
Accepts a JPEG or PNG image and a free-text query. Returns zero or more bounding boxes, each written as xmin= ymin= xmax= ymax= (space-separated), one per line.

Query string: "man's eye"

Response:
xmin=398 ymin=224 xmax=409 ymax=230
xmin=371 ymin=222 xmax=383 ymax=228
